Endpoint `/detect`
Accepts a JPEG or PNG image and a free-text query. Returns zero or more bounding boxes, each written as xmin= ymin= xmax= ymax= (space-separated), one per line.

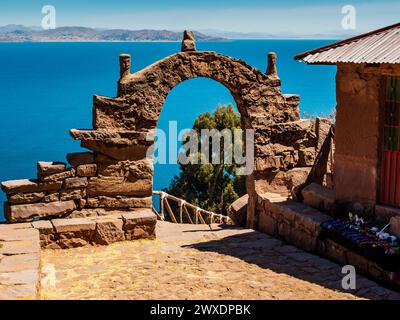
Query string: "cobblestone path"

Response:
xmin=40 ymin=221 xmax=400 ymax=300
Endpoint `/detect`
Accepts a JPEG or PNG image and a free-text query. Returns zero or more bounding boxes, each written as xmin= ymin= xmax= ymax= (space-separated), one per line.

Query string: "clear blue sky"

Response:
xmin=1 ymin=0 xmax=399 ymax=34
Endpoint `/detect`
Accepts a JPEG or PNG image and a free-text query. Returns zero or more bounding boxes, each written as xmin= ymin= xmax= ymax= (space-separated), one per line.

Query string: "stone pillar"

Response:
xmin=266 ymin=52 xmax=279 ymax=78
xmin=181 ymin=30 xmax=196 ymax=52
xmin=119 ymin=54 xmax=131 ymax=79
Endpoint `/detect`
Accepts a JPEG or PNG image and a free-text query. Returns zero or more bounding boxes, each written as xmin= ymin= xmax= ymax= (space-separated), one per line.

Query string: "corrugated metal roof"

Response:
xmin=295 ymin=22 xmax=400 ymax=64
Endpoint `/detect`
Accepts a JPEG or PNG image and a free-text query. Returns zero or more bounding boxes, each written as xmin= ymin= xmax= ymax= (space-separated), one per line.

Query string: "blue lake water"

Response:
xmin=0 ymin=40 xmax=337 ymax=220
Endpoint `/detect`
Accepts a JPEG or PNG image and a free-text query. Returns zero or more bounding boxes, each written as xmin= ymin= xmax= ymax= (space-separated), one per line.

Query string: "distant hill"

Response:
xmin=0 ymin=25 xmax=227 ymax=42
xmin=197 ymin=29 xmax=356 ymax=40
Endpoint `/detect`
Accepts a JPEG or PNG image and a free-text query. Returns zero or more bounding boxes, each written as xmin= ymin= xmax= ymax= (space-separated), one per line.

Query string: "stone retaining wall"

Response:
xmin=1 ymin=153 xmax=152 ymax=223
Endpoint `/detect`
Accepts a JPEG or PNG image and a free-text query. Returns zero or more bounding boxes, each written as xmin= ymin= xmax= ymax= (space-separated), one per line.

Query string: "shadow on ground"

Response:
xmin=182 ymin=227 xmax=400 ymax=300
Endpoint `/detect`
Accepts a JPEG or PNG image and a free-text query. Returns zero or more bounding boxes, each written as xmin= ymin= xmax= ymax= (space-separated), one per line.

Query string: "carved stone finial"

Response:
xmin=266 ymin=52 xmax=279 ymax=78
xmin=181 ymin=30 xmax=196 ymax=52
xmin=119 ymin=54 xmax=131 ymax=79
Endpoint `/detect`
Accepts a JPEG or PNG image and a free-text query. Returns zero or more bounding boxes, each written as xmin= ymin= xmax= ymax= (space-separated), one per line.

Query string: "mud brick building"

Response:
xmin=296 ymin=22 xmax=400 ymax=220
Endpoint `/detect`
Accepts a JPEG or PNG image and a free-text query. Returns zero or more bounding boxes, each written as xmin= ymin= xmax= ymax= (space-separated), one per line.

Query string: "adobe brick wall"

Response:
xmin=334 ymin=63 xmax=400 ymax=215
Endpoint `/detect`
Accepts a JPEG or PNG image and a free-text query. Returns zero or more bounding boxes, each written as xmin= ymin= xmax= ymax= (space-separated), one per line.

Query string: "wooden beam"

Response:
xmin=198 ymin=211 xmax=206 ymax=224
xmin=183 ymin=205 xmax=194 ymax=224
xmin=152 ymin=206 xmax=164 ymax=221
xmin=164 ymin=198 xmax=178 ymax=223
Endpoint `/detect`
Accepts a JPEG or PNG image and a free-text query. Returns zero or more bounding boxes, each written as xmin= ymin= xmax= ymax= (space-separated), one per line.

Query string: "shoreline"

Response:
xmin=0 ymin=38 xmax=339 ymax=43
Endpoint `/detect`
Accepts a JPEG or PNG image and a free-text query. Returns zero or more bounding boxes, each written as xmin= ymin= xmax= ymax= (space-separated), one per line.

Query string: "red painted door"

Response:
xmin=380 ymin=77 xmax=400 ymax=206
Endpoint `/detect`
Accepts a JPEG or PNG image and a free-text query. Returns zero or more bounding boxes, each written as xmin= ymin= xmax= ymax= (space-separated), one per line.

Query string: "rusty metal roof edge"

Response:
xmin=294 ymin=22 xmax=400 ymax=63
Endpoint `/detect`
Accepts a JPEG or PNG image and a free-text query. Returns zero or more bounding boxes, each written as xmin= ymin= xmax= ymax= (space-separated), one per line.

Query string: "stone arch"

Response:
xmin=70 ymin=31 xmax=301 ymax=227
xmin=100 ymin=50 xmax=296 ymax=132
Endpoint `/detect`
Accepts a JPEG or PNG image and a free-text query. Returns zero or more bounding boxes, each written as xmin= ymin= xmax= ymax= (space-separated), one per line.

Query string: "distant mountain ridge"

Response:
xmin=0 ymin=24 xmax=353 ymax=42
xmin=0 ymin=25 xmax=227 ymax=42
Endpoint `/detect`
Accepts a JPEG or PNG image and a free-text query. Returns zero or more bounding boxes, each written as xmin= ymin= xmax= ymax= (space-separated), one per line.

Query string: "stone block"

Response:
xmin=93 ymin=216 xmax=125 ymax=245
xmin=52 ymin=218 xmax=96 ymax=233
xmin=258 ymin=211 xmax=278 ymax=236
xmin=1 ymin=223 xmax=33 ymax=230
xmin=97 ymin=158 xmax=153 ymax=179
xmin=57 ymin=235 xmax=90 ymax=249
xmin=228 ymin=194 xmax=248 ymax=227
xmin=40 ymin=170 xmax=74 ymax=182
xmin=1 ymin=179 xmax=62 ymax=195
xmin=376 ymin=205 xmax=400 ymax=223
xmin=290 ymin=231 xmax=317 ymax=252
xmin=323 ymin=239 xmax=347 ymax=265
xmin=37 ymin=161 xmax=66 ymax=176
xmin=285 ymin=167 xmax=311 ymax=190
xmin=86 ymin=176 xmax=152 ymax=197
xmin=44 ymin=192 xmax=59 ymax=203
xmin=76 ymin=164 xmax=97 ymax=177
xmin=0 ymin=227 xmax=38 ymax=241
xmin=122 ymin=209 xmax=157 ymax=229
xmin=31 ymin=220 xmax=54 ymax=235
xmin=51 ymin=216 xmax=96 ymax=248
xmin=59 ymin=188 xmax=86 ymax=201
xmin=389 ymin=215 xmax=400 ymax=238
xmin=66 ymin=152 xmax=94 ymax=167
xmin=63 ymin=177 xmax=88 ymax=189
xmin=294 ymin=208 xmax=331 ymax=236
xmin=4 ymin=200 xmax=76 ymax=222
xmin=0 ymin=253 xmax=40 ymax=273
xmin=0 ymin=269 xmax=39 ymax=286
xmin=0 ymin=239 xmax=40 ymax=255
xmin=255 ymin=156 xmax=282 ymax=171
xmin=87 ymin=196 xmax=152 ymax=208
xmin=67 ymin=208 xmax=126 ymax=218
xmin=8 ymin=192 xmax=45 ymax=205
xmin=301 ymin=183 xmax=334 ymax=211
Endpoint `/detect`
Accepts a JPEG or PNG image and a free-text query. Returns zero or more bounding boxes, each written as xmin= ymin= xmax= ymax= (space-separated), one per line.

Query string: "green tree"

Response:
xmin=165 ymin=104 xmax=246 ymax=215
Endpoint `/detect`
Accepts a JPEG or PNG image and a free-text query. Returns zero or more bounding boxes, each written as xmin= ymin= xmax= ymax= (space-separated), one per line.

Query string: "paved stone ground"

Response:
xmin=40 ymin=221 xmax=400 ymax=300
xmin=0 ymin=223 xmax=41 ymax=300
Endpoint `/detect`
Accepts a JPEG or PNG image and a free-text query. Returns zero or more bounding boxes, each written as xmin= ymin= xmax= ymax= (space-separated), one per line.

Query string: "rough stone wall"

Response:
xmin=1 ymin=154 xmax=152 ymax=222
xmin=254 ymin=117 xmax=332 ymax=197
xmin=333 ymin=63 xmax=400 ymax=214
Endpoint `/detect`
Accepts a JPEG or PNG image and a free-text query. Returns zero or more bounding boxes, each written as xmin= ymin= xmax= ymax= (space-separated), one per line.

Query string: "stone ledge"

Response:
xmin=52 ymin=218 xmax=96 ymax=233
xmin=4 ymin=200 xmax=76 ymax=222
xmin=375 ymin=205 xmax=400 ymax=223
xmin=1 ymin=179 xmax=62 ymax=195
xmin=28 ymin=208 xmax=158 ymax=248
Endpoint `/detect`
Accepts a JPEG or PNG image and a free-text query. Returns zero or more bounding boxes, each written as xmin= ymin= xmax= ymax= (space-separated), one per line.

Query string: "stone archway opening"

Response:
xmin=153 ymin=77 xmax=239 ymax=190
xmin=152 ymin=76 xmax=246 ymax=217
